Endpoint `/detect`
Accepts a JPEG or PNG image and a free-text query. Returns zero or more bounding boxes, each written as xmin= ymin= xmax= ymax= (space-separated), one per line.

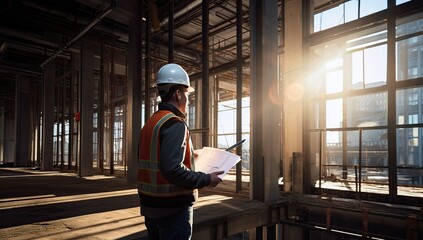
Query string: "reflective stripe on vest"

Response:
xmin=138 ymin=110 xmax=194 ymax=197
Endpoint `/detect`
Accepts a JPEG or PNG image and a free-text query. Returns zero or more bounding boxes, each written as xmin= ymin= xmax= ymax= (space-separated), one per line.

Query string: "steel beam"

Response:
xmin=126 ymin=0 xmax=142 ymax=183
xmin=290 ymin=195 xmax=423 ymax=240
xmin=192 ymin=199 xmax=287 ymax=240
xmin=201 ymin=0 xmax=210 ymax=147
xmin=235 ymin=0 xmax=243 ymax=193
xmin=168 ymin=0 xmax=174 ymax=63
xmin=145 ymin=2 xmax=152 ymax=123
xmin=387 ymin=0 xmax=398 ymax=203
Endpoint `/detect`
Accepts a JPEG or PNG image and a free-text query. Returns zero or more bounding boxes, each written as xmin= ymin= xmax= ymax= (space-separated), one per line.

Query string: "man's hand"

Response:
xmin=193 ymin=149 xmax=202 ymax=160
xmin=208 ymin=171 xmax=224 ymax=187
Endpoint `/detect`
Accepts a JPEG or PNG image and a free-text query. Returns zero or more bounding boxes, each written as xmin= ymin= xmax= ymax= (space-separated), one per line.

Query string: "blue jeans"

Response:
xmin=145 ymin=206 xmax=193 ymax=240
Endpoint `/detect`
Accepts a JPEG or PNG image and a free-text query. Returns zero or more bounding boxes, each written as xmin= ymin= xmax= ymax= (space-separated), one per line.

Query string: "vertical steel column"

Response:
xmin=235 ymin=0 xmax=243 ymax=193
xmin=78 ymin=39 xmax=94 ymax=177
xmin=267 ymin=225 xmax=276 ymax=240
xmin=126 ymin=0 xmax=142 ymax=183
xmin=61 ymin=66 xmax=66 ymax=169
xmin=145 ymin=2 xmax=151 ymax=122
xmin=387 ymin=0 xmax=398 ymax=203
xmin=319 ymin=130 xmax=323 ymax=195
xmin=0 ymin=107 xmax=4 ymax=164
xmin=168 ymin=0 xmax=174 ymax=63
xmin=250 ymin=0 xmax=279 ymax=203
xmin=15 ymin=74 xmax=31 ymax=167
xmin=36 ymin=91 xmax=42 ymax=167
xmin=55 ymin=69 xmax=59 ymax=167
xmin=359 ymin=129 xmax=363 ymax=196
xmin=99 ymin=43 xmax=104 ymax=171
xmin=256 ymin=226 xmax=263 ymax=240
xmin=202 ymin=0 xmax=210 ymax=147
xmin=42 ymin=64 xmax=55 ymax=170
xmin=69 ymin=53 xmax=78 ymax=170
xmin=250 ymin=0 xmax=264 ymax=201
xmin=292 ymin=152 xmax=303 ymax=193
xmin=109 ymin=49 xmax=115 ymax=175
xmin=30 ymin=88 xmax=36 ymax=165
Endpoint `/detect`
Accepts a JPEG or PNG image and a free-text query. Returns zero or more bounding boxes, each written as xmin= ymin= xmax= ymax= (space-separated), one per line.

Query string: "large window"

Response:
xmin=314 ymin=0 xmax=412 ymax=33
xmin=396 ymin=87 xmax=423 ymax=188
xmin=308 ymin=5 xmax=423 ymax=200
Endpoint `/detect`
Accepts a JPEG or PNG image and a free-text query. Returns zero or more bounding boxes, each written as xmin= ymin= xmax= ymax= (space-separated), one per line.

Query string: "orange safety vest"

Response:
xmin=137 ymin=110 xmax=194 ymax=197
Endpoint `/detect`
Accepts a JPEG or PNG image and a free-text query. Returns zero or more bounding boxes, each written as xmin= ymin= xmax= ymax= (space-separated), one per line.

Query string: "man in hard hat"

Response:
xmin=138 ymin=63 xmax=224 ymax=240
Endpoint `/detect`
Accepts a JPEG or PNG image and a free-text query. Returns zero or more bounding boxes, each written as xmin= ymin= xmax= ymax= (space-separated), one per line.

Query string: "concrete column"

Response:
xmin=250 ymin=0 xmax=280 ymax=203
xmin=283 ymin=0 xmax=304 ymax=193
xmin=15 ymin=75 xmax=31 ymax=166
xmin=126 ymin=0 xmax=142 ymax=183
xmin=78 ymin=39 xmax=94 ymax=177
xmin=42 ymin=65 xmax=55 ymax=170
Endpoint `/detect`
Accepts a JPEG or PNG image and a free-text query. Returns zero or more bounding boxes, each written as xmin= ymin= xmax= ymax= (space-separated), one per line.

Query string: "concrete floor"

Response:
xmin=0 ymin=168 xmax=258 ymax=240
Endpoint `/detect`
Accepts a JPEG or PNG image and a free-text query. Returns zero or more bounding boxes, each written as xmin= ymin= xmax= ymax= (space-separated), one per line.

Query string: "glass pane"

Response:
xmin=396 ymin=36 xmax=423 ymax=81
xmin=397 ymin=128 xmax=422 ymax=167
xmin=314 ymin=5 xmax=345 ymax=32
xmin=361 ymin=129 xmax=389 ymax=186
xmin=351 ymin=51 xmax=364 ymax=90
xmin=397 ymin=168 xmax=423 ymax=191
xmin=313 ymin=1 xmax=359 ymax=33
xmin=326 ymin=130 xmax=342 ymax=162
xmin=242 ymin=97 xmax=250 ymax=133
xmin=397 ymin=87 xmax=423 ymax=125
xmin=396 ymin=12 xmax=423 ymax=38
xmin=396 ymin=0 xmax=411 ymax=5
xmin=346 ymin=45 xmax=388 ymax=89
xmin=345 ymin=0 xmax=359 ymax=23
xmin=326 ymin=70 xmax=343 ymax=94
xmin=396 ymin=12 xmax=423 ymax=81
xmin=346 ymin=92 xmax=387 ymax=127
xmin=218 ymin=134 xmax=235 ymax=150
xmin=360 ymin=0 xmax=387 ymax=18
xmin=361 ymin=129 xmax=388 ymax=167
xmin=323 ymin=131 xmax=343 ymax=182
xmin=397 ymin=127 xmax=423 ymax=191
xmin=326 ymin=98 xmax=343 ymax=128
xmin=218 ymin=112 xmax=236 ymax=134
xmin=364 ymin=45 xmax=387 ymax=87
xmin=314 ymin=13 xmax=322 ymax=33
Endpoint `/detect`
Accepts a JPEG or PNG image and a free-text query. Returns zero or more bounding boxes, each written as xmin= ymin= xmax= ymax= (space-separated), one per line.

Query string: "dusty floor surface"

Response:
xmin=0 ymin=168 xmax=252 ymax=240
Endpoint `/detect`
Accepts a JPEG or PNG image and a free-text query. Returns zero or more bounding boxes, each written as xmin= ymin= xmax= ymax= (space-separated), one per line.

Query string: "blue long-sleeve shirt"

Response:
xmin=139 ymin=102 xmax=211 ymax=212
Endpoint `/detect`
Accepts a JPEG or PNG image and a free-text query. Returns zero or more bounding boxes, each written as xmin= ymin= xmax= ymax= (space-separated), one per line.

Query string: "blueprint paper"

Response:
xmin=195 ymin=147 xmax=241 ymax=177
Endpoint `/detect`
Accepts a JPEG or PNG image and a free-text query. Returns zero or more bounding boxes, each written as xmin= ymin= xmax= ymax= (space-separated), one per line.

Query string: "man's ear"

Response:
xmin=175 ymin=90 xmax=181 ymax=101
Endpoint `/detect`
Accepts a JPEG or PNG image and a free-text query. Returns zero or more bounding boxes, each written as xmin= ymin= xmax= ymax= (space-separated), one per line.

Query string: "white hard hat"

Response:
xmin=156 ymin=63 xmax=194 ymax=92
